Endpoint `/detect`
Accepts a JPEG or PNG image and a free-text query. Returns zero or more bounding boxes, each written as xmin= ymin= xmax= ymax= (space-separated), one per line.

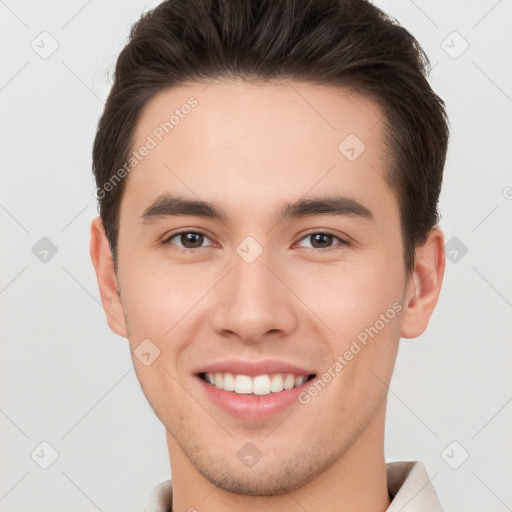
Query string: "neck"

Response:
xmin=167 ymin=400 xmax=391 ymax=512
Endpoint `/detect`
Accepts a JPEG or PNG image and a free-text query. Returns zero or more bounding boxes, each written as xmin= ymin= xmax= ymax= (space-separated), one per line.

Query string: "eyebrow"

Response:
xmin=139 ymin=192 xmax=374 ymax=225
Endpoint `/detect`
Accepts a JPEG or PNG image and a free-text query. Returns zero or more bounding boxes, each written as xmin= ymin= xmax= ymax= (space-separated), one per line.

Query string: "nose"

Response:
xmin=211 ymin=247 xmax=298 ymax=345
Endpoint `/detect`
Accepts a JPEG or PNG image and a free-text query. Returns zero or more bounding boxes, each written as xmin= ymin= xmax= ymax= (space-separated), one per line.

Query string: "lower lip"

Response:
xmin=196 ymin=375 xmax=315 ymax=421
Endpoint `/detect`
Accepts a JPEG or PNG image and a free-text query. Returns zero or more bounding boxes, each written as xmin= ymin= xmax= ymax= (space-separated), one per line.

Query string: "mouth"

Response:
xmin=197 ymin=372 xmax=317 ymax=396
xmin=193 ymin=359 xmax=318 ymax=420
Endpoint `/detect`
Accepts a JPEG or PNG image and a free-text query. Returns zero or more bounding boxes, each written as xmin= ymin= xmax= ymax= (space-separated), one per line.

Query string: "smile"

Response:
xmin=200 ymin=372 xmax=316 ymax=395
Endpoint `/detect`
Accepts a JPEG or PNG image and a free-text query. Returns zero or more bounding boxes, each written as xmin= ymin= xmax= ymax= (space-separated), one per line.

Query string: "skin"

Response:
xmin=90 ymin=79 xmax=445 ymax=512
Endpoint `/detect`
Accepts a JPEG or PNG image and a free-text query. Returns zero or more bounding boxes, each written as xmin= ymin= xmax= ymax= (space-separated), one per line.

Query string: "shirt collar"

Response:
xmin=142 ymin=460 xmax=444 ymax=512
xmin=386 ymin=461 xmax=445 ymax=512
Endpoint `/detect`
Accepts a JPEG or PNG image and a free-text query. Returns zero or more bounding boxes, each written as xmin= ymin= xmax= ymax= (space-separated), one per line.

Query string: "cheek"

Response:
xmin=286 ymin=253 xmax=404 ymax=405
xmin=119 ymin=256 xmax=215 ymax=336
xmin=285 ymin=253 xmax=404 ymax=340
xmin=119 ymin=268 xmax=192 ymax=412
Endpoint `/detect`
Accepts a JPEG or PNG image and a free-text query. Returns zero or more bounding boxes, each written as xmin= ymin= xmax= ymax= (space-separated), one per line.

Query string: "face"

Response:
xmin=91 ymin=79 xmax=440 ymax=496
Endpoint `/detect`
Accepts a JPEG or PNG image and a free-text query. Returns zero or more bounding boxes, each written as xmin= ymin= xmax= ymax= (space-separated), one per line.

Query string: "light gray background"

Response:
xmin=1 ymin=1 xmax=511 ymax=511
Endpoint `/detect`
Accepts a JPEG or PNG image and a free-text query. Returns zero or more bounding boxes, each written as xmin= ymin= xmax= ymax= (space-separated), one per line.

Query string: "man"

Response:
xmin=89 ymin=0 xmax=449 ymax=510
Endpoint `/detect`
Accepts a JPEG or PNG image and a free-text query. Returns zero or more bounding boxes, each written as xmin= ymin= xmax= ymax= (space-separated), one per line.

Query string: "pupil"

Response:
xmin=182 ymin=233 xmax=203 ymax=248
xmin=312 ymin=233 xmax=332 ymax=248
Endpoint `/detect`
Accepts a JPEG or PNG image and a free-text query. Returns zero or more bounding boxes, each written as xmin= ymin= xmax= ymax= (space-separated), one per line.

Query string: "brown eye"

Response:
xmin=164 ymin=231 xmax=211 ymax=250
xmin=310 ymin=233 xmax=334 ymax=249
xmin=296 ymin=231 xmax=347 ymax=250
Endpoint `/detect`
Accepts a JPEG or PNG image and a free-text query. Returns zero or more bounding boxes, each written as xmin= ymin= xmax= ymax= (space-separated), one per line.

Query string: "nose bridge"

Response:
xmin=232 ymin=246 xmax=274 ymax=302
xmin=211 ymin=240 xmax=297 ymax=341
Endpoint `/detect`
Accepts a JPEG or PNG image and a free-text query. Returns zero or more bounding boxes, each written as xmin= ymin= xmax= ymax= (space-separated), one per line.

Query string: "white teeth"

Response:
xmin=270 ymin=374 xmax=284 ymax=392
xmin=234 ymin=375 xmax=252 ymax=394
xmin=283 ymin=374 xmax=295 ymax=390
xmin=253 ymin=375 xmax=271 ymax=395
xmin=223 ymin=372 xmax=235 ymax=391
xmin=203 ymin=372 xmax=311 ymax=395
xmin=295 ymin=376 xmax=307 ymax=387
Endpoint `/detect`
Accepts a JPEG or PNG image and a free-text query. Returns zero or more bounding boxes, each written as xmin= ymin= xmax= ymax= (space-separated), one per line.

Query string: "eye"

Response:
xmin=163 ymin=230 xmax=214 ymax=251
xmin=295 ymin=231 xmax=348 ymax=251
xmin=162 ymin=230 xmax=348 ymax=253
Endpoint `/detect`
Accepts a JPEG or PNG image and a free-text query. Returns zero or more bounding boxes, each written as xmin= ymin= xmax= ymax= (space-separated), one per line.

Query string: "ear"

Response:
xmin=89 ymin=216 xmax=128 ymax=338
xmin=400 ymin=226 xmax=445 ymax=339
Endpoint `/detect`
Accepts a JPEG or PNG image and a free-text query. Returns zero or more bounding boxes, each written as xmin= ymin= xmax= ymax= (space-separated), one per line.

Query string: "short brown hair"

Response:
xmin=92 ymin=0 xmax=450 ymax=275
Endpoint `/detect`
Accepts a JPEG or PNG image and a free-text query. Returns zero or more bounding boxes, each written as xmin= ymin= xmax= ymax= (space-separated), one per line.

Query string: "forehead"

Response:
xmin=122 ymin=79 xmax=397 ymax=227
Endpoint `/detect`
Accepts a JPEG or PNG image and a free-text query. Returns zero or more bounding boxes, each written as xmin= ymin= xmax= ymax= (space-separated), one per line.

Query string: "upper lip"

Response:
xmin=194 ymin=359 xmax=316 ymax=377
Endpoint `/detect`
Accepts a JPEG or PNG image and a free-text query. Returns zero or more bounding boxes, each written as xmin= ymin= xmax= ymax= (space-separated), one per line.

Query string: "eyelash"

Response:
xmin=162 ymin=229 xmax=349 ymax=253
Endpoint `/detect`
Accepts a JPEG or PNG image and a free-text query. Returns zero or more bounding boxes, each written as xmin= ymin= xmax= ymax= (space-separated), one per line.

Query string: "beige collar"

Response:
xmin=142 ymin=460 xmax=445 ymax=512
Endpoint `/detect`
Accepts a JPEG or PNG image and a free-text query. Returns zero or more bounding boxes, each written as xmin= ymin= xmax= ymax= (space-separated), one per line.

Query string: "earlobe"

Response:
xmin=400 ymin=227 xmax=446 ymax=339
xmin=89 ymin=216 xmax=128 ymax=338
